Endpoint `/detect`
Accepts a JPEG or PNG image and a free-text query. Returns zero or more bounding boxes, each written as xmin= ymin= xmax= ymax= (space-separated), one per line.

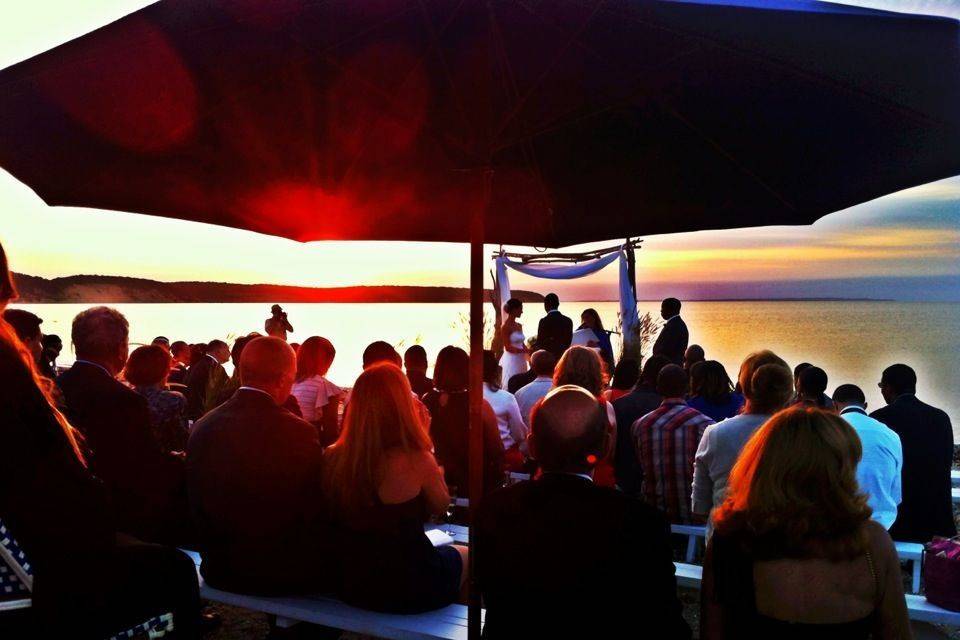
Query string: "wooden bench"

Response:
xmin=670 ymin=525 xmax=927 ymax=594
xmin=896 ymin=541 xmax=924 ymax=594
xmin=182 ymin=549 xmax=479 ymax=640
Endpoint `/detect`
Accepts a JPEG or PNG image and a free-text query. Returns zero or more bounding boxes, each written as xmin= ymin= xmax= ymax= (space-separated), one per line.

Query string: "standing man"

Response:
xmin=833 ymin=384 xmax=902 ymax=530
xmin=871 ymin=364 xmax=955 ymax=542
xmin=265 ymin=304 xmax=294 ymax=341
xmin=652 ymin=297 xmax=688 ymax=366
xmin=536 ymin=293 xmax=573 ymax=362
xmin=184 ymin=340 xmax=231 ymax=420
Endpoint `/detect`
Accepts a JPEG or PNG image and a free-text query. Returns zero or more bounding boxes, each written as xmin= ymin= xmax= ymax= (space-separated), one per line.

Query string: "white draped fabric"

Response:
xmin=494 ymin=249 xmax=638 ymax=353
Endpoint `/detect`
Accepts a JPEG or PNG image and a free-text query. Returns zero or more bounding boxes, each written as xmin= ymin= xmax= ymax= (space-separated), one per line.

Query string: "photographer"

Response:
xmin=265 ymin=304 xmax=294 ymax=342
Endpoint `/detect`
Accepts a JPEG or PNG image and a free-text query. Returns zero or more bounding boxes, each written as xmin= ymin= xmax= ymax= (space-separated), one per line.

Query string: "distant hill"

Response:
xmin=12 ymin=273 xmax=545 ymax=304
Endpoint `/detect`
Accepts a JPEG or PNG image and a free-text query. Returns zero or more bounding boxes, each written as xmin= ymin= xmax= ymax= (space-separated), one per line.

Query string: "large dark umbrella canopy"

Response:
xmin=0 ymin=0 xmax=959 ymax=247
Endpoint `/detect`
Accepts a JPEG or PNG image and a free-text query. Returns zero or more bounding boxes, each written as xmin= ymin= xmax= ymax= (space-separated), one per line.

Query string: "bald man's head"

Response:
xmin=240 ymin=336 xmax=297 ymax=403
xmin=530 ymin=385 xmax=610 ymax=474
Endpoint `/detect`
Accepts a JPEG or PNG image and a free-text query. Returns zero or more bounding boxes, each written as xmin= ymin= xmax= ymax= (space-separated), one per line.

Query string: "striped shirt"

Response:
xmin=633 ymin=399 xmax=713 ymax=524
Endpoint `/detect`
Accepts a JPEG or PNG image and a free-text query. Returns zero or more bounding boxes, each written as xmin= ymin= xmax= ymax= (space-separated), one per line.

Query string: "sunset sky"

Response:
xmin=1 ymin=0 xmax=959 ymax=301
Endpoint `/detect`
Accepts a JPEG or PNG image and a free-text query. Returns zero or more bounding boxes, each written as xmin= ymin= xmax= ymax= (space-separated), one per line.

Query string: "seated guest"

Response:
xmin=325 ymin=364 xmax=468 ymax=613
xmin=515 ymin=349 xmax=557 ymax=426
xmin=291 ymin=336 xmax=343 ymax=446
xmin=701 ymin=408 xmax=911 ymax=638
xmin=0 ymin=242 xmax=201 ymax=639
xmin=125 ymin=345 xmax=188 ymax=454
xmin=353 ymin=340 xmax=431 ymax=429
xmin=2 ymin=308 xmax=43 ymax=364
xmin=684 ymin=344 xmax=705 ymax=372
xmin=553 ymin=345 xmax=617 ymax=486
xmin=168 ymin=340 xmax=191 ymax=384
xmin=188 ymin=343 xmax=206 ymax=370
xmin=792 ymin=365 xmax=835 ymax=410
xmin=872 ymin=364 xmax=955 ymax=542
xmin=792 ymin=362 xmax=811 ymax=402
xmin=688 ymin=360 xmax=745 ymax=422
xmin=476 ymin=385 xmax=691 ymax=639
xmin=183 ymin=339 xmax=230 ymax=419
xmin=692 ymin=351 xmax=793 ymax=521
xmin=634 ymin=365 xmax=714 ymax=524
xmin=422 ymin=346 xmax=504 ymax=496
xmin=186 ymin=337 xmax=338 ymax=594
xmin=404 ymin=344 xmax=433 ymax=397
xmin=833 ymin=384 xmax=902 ymax=530
xmin=603 ymin=358 xmax=639 ymax=402
xmin=612 ymin=354 xmax=670 ymax=495
xmin=483 ymin=350 xmax=528 ymax=469
xmin=212 ymin=334 xmax=256 ymax=409
xmin=39 ymin=333 xmax=63 ymax=379
xmin=57 ymin=306 xmax=188 ymax=544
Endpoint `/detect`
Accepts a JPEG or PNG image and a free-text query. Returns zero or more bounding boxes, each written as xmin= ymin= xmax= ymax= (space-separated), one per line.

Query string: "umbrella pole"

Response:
xmin=467 ymin=214 xmax=484 ymax=640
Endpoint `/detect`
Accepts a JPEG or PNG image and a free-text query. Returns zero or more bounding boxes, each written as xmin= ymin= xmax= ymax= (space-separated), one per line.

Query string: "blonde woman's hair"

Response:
xmin=323 ymin=363 xmax=432 ymax=511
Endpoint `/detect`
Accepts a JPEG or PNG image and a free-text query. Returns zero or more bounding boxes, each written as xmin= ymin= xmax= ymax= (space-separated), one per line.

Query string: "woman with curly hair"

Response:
xmin=701 ymin=408 xmax=910 ymax=639
xmin=551 ymin=345 xmax=617 ymax=486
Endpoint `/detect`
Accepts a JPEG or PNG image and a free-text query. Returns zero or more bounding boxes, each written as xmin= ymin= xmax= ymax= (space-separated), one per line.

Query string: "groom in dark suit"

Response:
xmin=536 ymin=293 xmax=573 ymax=361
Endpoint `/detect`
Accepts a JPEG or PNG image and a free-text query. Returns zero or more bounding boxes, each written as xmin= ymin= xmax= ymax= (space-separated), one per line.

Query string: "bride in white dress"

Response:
xmin=499 ymin=298 xmax=529 ymax=387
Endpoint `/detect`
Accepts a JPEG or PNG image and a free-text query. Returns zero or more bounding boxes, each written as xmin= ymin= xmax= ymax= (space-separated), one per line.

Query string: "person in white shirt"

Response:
xmin=515 ymin=350 xmax=557 ymax=427
xmin=291 ymin=336 xmax=343 ymax=446
xmin=833 ymin=383 xmax=903 ymax=530
xmin=483 ymin=350 xmax=528 ymax=471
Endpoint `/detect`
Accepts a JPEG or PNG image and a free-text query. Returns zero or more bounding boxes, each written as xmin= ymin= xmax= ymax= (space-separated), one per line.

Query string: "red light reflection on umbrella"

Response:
xmin=37 ymin=18 xmax=197 ymax=153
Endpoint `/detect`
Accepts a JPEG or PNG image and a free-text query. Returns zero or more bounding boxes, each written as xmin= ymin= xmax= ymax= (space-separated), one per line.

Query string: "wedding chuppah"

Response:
xmin=494 ymin=240 xmax=642 ymax=362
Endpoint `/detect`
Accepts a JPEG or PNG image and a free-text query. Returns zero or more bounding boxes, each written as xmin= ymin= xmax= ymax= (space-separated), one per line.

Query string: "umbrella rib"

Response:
xmin=663 ymin=102 xmax=798 ymax=212
xmin=488 ymin=3 xmax=555 ymax=221
xmin=490 ymin=0 xmax=608 ymax=147
xmin=415 ymin=0 xmax=477 ymax=157
xmin=489 ymin=44 xmax=704 ymax=154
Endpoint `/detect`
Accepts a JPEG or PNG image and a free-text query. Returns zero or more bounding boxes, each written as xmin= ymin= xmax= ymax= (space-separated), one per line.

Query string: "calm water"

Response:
xmin=12 ymin=301 xmax=960 ymax=435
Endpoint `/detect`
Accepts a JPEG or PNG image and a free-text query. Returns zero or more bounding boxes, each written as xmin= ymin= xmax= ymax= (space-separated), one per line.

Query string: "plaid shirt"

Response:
xmin=633 ymin=399 xmax=713 ymax=524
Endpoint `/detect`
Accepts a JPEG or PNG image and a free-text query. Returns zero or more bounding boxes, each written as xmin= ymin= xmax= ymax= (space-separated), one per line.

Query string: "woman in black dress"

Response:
xmin=0 ymin=241 xmax=200 ymax=638
xmin=324 ymin=362 xmax=468 ymax=612
xmin=422 ymin=346 xmax=505 ymax=496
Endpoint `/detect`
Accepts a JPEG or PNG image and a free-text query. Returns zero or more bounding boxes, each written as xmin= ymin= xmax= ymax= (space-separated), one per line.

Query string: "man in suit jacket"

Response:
xmin=476 ymin=385 xmax=690 ymax=639
xmin=871 ymin=364 xmax=955 ymax=543
xmin=56 ymin=306 xmax=188 ymax=545
xmin=187 ymin=337 xmax=339 ymax=595
xmin=184 ymin=339 xmax=230 ymax=419
xmin=536 ymin=293 xmax=573 ymax=361
xmin=652 ymin=297 xmax=689 ymax=366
